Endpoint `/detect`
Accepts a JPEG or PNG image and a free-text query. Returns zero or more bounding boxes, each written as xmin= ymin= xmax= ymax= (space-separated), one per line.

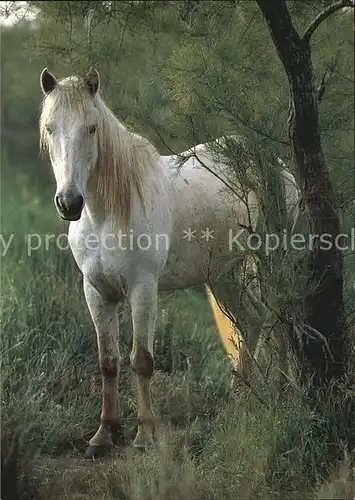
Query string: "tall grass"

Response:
xmin=1 ymin=166 xmax=354 ymax=499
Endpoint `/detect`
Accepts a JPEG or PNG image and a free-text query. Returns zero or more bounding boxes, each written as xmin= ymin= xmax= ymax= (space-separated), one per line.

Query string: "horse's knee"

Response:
xmin=130 ymin=346 xmax=154 ymax=378
xmin=100 ymin=356 xmax=119 ymax=378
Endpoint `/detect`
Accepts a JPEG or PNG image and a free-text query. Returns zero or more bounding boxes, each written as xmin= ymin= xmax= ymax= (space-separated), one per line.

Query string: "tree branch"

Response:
xmin=302 ymin=0 xmax=354 ymax=44
xmin=315 ymin=46 xmax=340 ymax=102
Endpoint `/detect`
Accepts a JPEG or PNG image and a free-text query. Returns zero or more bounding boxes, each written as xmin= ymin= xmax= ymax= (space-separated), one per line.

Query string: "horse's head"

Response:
xmin=39 ymin=67 xmax=101 ymax=221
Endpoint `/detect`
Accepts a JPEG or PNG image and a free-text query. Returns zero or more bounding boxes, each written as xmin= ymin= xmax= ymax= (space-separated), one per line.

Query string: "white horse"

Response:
xmin=39 ymin=67 xmax=300 ymax=458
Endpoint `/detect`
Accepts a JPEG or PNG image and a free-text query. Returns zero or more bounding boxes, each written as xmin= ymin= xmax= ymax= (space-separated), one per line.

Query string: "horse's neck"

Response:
xmin=83 ymin=155 xmax=167 ymax=231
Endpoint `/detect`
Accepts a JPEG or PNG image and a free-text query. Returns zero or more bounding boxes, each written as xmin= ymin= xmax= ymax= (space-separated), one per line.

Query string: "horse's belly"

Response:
xmin=158 ymin=225 xmax=239 ymax=290
xmin=158 ymin=248 xmax=206 ymax=290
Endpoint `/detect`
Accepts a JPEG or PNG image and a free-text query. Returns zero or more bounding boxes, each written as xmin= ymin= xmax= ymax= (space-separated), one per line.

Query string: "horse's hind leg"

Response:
xmin=128 ymin=275 xmax=158 ymax=449
xmin=83 ymin=278 xmax=123 ymax=459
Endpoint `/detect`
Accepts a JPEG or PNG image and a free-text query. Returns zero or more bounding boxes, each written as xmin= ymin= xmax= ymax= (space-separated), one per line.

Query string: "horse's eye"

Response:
xmin=89 ymin=124 xmax=97 ymax=134
xmin=46 ymin=125 xmax=52 ymax=135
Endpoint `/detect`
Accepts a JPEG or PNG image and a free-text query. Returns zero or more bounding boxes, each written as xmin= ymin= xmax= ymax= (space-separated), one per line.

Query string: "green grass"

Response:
xmin=1 ymin=167 xmax=355 ymax=500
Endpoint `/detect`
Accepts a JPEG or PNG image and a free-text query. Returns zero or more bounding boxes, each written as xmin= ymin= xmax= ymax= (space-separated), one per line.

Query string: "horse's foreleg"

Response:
xmin=83 ymin=278 xmax=123 ymax=459
xmin=129 ymin=277 xmax=157 ymax=449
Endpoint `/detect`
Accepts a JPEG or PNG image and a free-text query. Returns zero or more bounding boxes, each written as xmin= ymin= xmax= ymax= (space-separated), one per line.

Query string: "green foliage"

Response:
xmin=1 ymin=22 xmax=43 ymax=164
xmin=1 ymin=1 xmax=354 ymax=498
xmin=2 ymin=161 xmax=354 ymax=499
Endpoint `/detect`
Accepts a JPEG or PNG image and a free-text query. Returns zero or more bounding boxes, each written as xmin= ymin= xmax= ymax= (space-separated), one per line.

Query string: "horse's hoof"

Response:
xmin=133 ymin=438 xmax=156 ymax=452
xmin=132 ymin=444 xmax=155 ymax=455
xmin=84 ymin=444 xmax=112 ymax=460
xmin=133 ymin=443 xmax=150 ymax=453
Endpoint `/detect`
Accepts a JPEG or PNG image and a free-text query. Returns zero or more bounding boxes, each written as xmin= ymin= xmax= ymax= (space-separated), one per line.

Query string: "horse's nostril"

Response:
xmin=55 ymin=195 xmax=64 ymax=211
xmin=68 ymin=195 xmax=84 ymax=216
xmin=77 ymin=195 xmax=84 ymax=210
xmin=55 ymin=193 xmax=84 ymax=218
xmin=71 ymin=195 xmax=84 ymax=214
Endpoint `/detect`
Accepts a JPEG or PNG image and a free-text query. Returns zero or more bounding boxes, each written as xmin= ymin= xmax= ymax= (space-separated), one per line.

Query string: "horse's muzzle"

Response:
xmin=55 ymin=193 xmax=84 ymax=221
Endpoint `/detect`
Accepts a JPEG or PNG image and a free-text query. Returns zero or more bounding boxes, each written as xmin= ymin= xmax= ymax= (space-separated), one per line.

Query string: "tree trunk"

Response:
xmin=256 ymin=0 xmax=349 ymax=392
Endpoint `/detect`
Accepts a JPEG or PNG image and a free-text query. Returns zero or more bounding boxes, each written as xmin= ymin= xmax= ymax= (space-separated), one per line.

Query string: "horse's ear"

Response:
xmin=40 ymin=68 xmax=57 ymax=95
xmin=84 ymin=67 xmax=100 ymax=96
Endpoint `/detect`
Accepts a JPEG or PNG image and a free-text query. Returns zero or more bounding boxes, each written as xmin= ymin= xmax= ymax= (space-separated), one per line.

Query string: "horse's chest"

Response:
xmin=68 ymin=223 xmax=126 ymax=296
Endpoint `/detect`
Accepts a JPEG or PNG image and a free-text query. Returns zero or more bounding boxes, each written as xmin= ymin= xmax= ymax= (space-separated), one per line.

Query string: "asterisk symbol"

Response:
xmin=183 ymin=228 xmax=196 ymax=241
xmin=201 ymin=227 xmax=215 ymax=241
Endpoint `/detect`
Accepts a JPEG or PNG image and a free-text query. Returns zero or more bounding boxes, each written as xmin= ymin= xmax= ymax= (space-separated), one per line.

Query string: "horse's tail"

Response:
xmin=205 ymin=284 xmax=240 ymax=363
